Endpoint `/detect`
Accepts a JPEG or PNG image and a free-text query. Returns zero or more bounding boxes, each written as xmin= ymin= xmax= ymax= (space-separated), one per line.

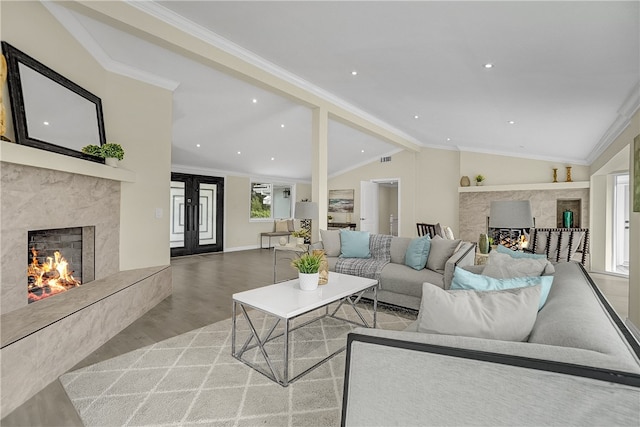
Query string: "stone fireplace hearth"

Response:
xmin=1 ymin=144 xmax=172 ymax=416
xmin=1 ymin=162 xmax=119 ymax=315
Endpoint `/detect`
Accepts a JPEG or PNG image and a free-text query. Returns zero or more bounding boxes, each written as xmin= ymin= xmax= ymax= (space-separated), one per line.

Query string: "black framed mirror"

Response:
xmin=2 ymin=41 xmax=106 ymax=163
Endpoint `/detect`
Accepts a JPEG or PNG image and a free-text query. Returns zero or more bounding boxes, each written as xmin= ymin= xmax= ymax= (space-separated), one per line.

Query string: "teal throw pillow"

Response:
xmin=451 ymin=266 xmax=553 ymax=310
xmin=340 ymin=230 xmax=371 ymax=258
xmin=405 ymin=235 xmax=431 ymax=270
xmin=497 ymin=244 xmax=547 ymax=260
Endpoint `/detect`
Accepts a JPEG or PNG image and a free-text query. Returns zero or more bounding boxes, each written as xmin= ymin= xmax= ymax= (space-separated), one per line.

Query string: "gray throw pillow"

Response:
xmin=426 ymin=236 xmax=461 ymax=271
xmin=418 ymin=283 xmax=541 ymax=341
xmin=319 ymin=229 xmax=341 ymax=257
xmin=483 ymin=252 xmax=549 ymax=279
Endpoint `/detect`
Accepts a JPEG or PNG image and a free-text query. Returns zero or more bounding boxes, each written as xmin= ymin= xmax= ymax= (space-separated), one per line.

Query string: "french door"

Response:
xmin=170 ymin=172 xmax=224 ymax=257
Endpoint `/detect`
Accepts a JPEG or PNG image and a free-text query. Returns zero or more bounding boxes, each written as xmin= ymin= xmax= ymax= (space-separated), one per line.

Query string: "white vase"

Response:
xmin=105 ymin=157 xmax=118 ymax=167
xmin=298 ymin=272 xmax=319 ymax=291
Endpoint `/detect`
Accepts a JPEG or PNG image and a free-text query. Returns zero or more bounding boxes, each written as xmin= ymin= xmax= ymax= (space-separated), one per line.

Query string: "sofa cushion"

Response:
xmin=390 ymin=237 xmax=412 ymax=264
xmin=340 ymin=230 xmax=371 ymax=258
xmin=426 ymin=236 xmax=461 ymax=271
xmin=417 ymin=283 xmax=540 ymax=341
xmin=451 ymin=267 xmax=553 ymax=310
xmin=379 ymin=263 xmax=444 ymax=296
xmin=275 ymin=220 xmax=289 ymax=232
xmin=405 ymin=236 xmax=431 ymax=270
xmin=483 ymin=252 xmax=549 ymax=279
xmin=497 ymin=244 xmax=546 ymax=259
xmin=497 ymin=244 xmax=555 ymax=275
xmin=320 ymin=229 xmax=341 ymax=257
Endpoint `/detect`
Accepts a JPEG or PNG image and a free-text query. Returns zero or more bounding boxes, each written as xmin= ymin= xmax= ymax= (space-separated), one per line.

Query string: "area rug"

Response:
xmin=60 ymin=303 xmax=415 ymax=426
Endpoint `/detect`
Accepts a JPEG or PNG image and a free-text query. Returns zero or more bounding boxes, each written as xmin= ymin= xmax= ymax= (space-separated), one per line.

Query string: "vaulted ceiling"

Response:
xmin=50 ymin=1 xmax=639 ymax=181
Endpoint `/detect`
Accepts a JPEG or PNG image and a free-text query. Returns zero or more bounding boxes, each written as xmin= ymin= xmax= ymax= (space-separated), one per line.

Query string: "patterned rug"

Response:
xmin=60 ymin=303 xmax=415 ymax=426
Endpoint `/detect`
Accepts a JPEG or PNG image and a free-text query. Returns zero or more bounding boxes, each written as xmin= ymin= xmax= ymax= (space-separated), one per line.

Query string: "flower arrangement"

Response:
xmin=291 ymin=229 xmax=310 ymax=239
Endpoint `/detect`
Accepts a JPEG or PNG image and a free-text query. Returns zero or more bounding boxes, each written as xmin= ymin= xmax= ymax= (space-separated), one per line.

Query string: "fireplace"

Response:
xmin=27 ymin=226 xmax=95 ymax=303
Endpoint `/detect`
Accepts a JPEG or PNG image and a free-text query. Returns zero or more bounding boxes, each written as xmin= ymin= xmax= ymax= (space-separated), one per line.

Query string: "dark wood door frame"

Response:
xmin=171 ymin=172 xmax=224 ymax=257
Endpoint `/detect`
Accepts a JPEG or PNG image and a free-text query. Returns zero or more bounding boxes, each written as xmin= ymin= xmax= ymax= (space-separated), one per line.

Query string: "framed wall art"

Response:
xmin=329 ymin=189 xmax=354 ymax=213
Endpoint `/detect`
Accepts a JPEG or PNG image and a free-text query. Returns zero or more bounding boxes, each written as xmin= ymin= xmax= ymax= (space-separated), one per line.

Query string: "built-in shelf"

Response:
xmin=0 ymin=141 xmax=136 ymax=182
xmin=458 ymin=181 xmax=589 ymax=193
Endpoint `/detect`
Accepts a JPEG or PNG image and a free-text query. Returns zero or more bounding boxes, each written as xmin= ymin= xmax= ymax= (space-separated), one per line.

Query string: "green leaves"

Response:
xmin=291 ymin=252 xmax=323 ymax=273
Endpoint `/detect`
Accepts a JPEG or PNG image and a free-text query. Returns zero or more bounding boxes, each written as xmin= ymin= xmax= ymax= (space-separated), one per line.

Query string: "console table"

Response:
xmin=328 ymin=222 xmax=356 ymax=230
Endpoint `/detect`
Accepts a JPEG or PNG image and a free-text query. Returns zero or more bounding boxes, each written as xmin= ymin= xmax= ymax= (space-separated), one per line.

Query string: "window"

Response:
xmin=250 ymin=182 xmax=293 ymax=220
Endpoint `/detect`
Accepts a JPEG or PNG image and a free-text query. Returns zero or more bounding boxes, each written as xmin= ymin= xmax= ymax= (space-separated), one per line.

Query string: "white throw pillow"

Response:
xmin=483 ymin=252 xmax=549 ymax=279
xmin=418 ymin=283 xmax=541 ymax=342
xmin=319 ymin=229 xmax=341 ymax=257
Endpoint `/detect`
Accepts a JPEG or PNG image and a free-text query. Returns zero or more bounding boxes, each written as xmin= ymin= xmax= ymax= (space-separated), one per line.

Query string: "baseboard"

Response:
xmin=224 ymin=245 xmax=260 ymax=252
xmin=626 ymin=319 xmax=640 ymax=343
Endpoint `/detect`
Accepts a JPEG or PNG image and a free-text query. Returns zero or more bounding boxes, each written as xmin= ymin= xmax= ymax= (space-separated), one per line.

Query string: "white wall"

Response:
xmin=1 ymin=1 xmax=172 ymax=271
xmin=460 ymin=151 xmax=589 ymax=185
xmin=590 ymin=109 xmax=640 ymax=331
xmin=224 ymin=175 xmax=311 ymax=250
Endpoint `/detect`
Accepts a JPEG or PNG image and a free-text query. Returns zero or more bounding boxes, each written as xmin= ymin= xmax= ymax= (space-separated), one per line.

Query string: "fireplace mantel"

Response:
xmin=0 ymin=141 xmax=136 ymax=182
xmin=458 ymin=181 xmax=589 ymax=193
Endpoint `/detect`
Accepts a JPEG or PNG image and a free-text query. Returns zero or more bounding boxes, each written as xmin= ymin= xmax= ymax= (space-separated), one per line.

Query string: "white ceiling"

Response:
xmin=53 ymin=1 xmax=639 ymax=181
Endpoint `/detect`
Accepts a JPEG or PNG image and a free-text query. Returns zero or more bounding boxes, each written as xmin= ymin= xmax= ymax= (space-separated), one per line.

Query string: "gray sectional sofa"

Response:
xmin=311 ymin=231 xmax=475 ymax=310
xmin=341 ymin=262 xmax=640 ymax=426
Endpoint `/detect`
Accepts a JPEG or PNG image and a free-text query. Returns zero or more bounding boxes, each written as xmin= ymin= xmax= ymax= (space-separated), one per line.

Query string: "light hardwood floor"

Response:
xmin=1 ymin=249 xmax=298 ymax=427
xmin=0 ymin=250 xmax=631 ymax=426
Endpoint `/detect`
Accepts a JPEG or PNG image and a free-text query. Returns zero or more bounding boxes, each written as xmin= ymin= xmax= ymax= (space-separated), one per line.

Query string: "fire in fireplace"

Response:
xmin=28 ymin=248 xmax=80 ymax=302
xmin=27 ymin=227 xmax=95 ymax=303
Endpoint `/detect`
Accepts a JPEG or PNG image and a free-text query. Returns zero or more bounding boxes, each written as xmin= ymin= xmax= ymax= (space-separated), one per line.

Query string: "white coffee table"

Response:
xmin=232 ymin=272 xmax=377 ymax=386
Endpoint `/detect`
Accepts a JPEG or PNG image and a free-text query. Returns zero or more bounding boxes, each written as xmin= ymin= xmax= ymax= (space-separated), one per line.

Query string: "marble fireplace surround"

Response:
xmin=458 ymin=182 xmax=590 ymax=245
xmin=0 ymin=145 xmax=172 ymax=416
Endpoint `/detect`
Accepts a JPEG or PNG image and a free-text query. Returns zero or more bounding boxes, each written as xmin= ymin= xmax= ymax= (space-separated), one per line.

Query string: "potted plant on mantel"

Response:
xmin=291 ymin=252 xmax=323 ymax=291
xmin=475 ymin=174 xmax=485 ymax=186
xmin=81 ymin=143 xmax=125 ymax=167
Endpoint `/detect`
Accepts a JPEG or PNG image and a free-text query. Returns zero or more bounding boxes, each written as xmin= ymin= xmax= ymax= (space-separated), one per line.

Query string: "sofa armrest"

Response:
xmin=443 ymin=241 xmax=475 ymax=289
xmin=342 ymin=330 xmax=640 ymax=426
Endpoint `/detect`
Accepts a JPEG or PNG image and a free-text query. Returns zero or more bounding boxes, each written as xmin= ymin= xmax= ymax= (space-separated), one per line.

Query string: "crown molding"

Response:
xmin=586 ymin=82 xmax=640 ymax=165
xmin=126 ymin=0 xmax=421 ymax=148
xmin=42 ymin=1 xmax=180 ymax=92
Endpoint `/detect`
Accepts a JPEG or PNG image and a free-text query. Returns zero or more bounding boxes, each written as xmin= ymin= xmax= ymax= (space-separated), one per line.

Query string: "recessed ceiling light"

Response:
xmin=446 ymin=138 xmax=451 ymax=141
xmin=361 ymin=149 xmax=365 ymax=153
xmin=237 ymin=151 xmax=241 ymax=155
xmin=43 ymin=121 xmax=49 ymax=126
xmin=196 ymin=144 xmax=201 ymax=148
xmin=280 ymin=124 xmax=285 ymax=128
xmin=508 ymin=120 xmax=515 ymax=125
xmin=271 ymin=157 xmax=275 ymax=161
xmin=252 ymin=98 xmax=257 ymax=104
xmin=414 ymin=115 xmax=419 ymax=119
xmin=351 ymin=70 xmax=358 ymax=76
xmin=484 ymin=63 xmax=494 ymax=69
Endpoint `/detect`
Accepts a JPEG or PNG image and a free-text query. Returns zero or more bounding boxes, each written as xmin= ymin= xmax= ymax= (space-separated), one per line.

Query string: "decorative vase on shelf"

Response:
xmin=105 ymin=157 xmax=118 ymax=167
xmin=460 ymin=176 xmax=471 ymax=187
xmin=298 ymin=272 xmax=319 ymax=291
xmin=478 ymin=233 xmax=490 ymax=254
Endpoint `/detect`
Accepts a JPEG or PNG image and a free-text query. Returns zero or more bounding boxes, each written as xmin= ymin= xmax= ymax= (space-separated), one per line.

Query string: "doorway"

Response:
xmin=360 ymin=179 xmax=400 ymax=235
xmin=170 ymin=172 xmax=224 ymax=257
xmin=612 ymin=174 xmax=630 ymax=275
